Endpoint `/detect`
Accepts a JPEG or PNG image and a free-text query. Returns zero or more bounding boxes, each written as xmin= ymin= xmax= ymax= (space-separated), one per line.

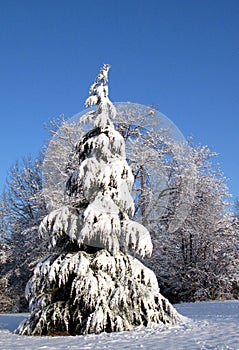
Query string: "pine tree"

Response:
xmin=16 ymin=65 xmax=181 ymax=336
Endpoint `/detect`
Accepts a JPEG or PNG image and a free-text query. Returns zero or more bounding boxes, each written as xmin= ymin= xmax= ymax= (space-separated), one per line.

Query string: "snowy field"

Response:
xmin=0 ymin=301 xmax=239 ymax=350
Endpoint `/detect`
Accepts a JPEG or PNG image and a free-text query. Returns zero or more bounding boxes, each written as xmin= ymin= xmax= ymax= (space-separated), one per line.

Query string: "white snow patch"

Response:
xmin=1 ymin=301 xmax=239 ymax=349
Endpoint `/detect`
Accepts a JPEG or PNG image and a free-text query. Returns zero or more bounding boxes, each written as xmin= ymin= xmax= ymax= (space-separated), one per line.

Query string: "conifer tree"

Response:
xmin=17 ymin=65 xmax=181 ymax=336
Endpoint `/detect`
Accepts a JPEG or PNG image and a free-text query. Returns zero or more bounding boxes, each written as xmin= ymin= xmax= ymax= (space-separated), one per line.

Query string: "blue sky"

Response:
xmin=0 ymin=0 xmax=238 ymax=200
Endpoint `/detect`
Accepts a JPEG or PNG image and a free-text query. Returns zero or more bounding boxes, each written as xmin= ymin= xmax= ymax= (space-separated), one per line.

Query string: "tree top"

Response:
xmin=85 ymin=64 xmax=111 ymax=108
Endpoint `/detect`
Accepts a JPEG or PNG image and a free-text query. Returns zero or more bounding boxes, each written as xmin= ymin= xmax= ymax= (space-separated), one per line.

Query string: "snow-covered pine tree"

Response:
xmin=16 ymin=64 xmax=181 ymax=336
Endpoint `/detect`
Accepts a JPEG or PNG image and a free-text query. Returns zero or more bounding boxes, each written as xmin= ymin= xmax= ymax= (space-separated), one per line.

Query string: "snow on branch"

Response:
xmin=17 ymin=250 xmax=180 ymax=335
xmin=16 ymin=65 xmax=182 ymax=336
xmin=85 ymin=64 xmax=116 ymax=127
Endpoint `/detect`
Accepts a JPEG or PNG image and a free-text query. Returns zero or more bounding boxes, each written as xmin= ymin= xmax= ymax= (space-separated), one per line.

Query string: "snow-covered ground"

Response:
xmin=0 ymin=301 xmax=238 ymax=349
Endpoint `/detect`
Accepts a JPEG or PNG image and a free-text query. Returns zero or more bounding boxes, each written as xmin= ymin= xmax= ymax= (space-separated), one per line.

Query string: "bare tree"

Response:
xmin=0 ymin=155 xmax=48 ymax=311
xmin=147 ymin=143 xmax=237 ymax=303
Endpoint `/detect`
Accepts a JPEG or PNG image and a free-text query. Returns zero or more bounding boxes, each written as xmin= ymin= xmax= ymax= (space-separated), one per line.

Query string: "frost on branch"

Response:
xmin=16 ymin=64 xmax=182 ymax=336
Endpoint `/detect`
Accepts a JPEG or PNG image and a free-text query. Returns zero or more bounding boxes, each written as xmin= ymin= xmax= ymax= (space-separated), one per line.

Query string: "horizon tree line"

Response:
xmin=0 ymin=104 xmax=238 ymax=312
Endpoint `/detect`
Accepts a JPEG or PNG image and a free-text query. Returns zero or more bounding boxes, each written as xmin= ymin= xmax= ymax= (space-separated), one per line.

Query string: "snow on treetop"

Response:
xmin=39 ymin=64 xmax=154 ymax=258
xmin=85 ymin=64 xmax=116 ymax=127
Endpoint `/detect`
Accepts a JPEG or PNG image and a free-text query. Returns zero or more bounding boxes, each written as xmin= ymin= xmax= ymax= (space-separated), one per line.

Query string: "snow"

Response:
xmin=17 ymin=249 xmax=178 ymax=336
xmin=1 ymin=301 xmax=239 ymax=349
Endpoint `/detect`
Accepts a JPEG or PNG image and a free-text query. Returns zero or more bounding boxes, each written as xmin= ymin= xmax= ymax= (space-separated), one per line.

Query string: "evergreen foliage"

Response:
xmin=16 ymin=65 xmax=180 ymax=336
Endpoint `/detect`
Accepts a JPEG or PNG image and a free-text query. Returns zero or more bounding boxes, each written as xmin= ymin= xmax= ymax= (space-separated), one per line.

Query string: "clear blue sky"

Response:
xmin=0 ymin=0 xmax=238 ymax=200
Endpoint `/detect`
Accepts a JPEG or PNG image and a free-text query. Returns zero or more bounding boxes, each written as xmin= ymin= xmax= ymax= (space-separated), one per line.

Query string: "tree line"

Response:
xmin=0 ymin=107 xmax=238 ymax=312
